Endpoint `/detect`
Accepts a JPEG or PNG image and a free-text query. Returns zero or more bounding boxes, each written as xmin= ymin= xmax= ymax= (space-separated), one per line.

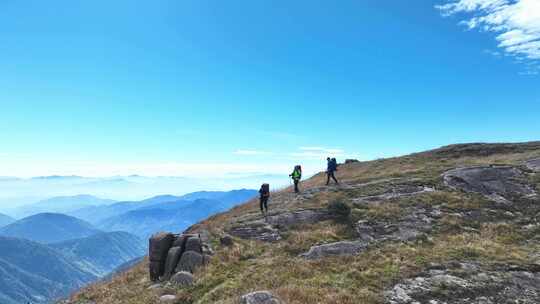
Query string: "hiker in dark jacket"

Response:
xmin=289 ymin=165 xmax=302 ymax=193
xmin=259 ymin=183 xmax=270 ymax=215
xmin=326 ymin=157 xmax=339 ymax=185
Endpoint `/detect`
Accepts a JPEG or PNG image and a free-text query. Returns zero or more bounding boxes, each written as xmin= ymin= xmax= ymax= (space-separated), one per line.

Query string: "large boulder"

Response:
xmin=162 ymin=246 xmax=183 ymax=281
xmin=300 ymin=241 xmax=367 ymax=260
xmin=443 ymin=166 xmax=535 ymax=201
xmin=175 ymin=250 xmax=203 ymax=273
xmin=149 ymin=232 xmax=175 ymax=262
xmin=184 ymin=236 xmax=202 ymax=253
xmin=170 ymin=271 xmax=194 ymax=287
xmin=240 ymin=291 xmax=283 ymax=304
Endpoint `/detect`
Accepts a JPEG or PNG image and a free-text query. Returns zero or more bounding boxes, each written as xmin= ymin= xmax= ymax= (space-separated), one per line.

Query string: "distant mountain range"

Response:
xmin=10 ymin=194 xmax=116 ymax=219
xmin=0 ymin=213 xmax=101 ymax=243
xmin=0 ymin=236 xmax=97 ymax=304
xmin=0 ymin=213 xmax=14 ymax=228
xmin=0 ymin=231 xmax=145 ymax=304
xmin=51 ymin=231 xmax=146 ymax=277
xmin=0 ymin=188 xmax=257 ymax=303
xmin=69 ymin=189 xmax=257 ymax=238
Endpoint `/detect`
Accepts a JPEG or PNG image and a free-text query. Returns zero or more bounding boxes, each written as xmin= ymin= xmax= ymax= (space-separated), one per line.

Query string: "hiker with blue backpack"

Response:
xmin=326 ymin=157 xmax=339 ymax=185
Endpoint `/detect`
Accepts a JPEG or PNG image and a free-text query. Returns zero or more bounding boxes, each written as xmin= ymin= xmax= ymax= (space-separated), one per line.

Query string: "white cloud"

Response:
xmin=437 ymin=0 xmax=540 ymax=70
xmin=290 ymin=147 xmax=360 ymax=161
xmin=233 ymin=149 xmax=272 ymax=156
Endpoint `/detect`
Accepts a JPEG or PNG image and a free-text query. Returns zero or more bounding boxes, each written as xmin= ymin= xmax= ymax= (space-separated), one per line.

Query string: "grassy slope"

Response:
xmin=66 ymin=142 xmax=540 ymax=304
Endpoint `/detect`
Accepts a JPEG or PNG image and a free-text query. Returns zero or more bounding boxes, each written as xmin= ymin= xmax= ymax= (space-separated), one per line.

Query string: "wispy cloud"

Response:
xmin=233 ymin=149 xmax=272 ymax=156
xmin=436 ymin=0 xmax=540 ymax=72
xmin=290 ymin=147 xmax=359 ymax=160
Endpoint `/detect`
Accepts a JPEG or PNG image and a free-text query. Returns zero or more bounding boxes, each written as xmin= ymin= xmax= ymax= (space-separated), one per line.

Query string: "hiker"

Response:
xmin=289 ymin=165 xmax=302 ymax=193
xmin=326 ymin=157 xmax=339 ymax=185
xmin=259 ymin=183 xmax=270 ymax=215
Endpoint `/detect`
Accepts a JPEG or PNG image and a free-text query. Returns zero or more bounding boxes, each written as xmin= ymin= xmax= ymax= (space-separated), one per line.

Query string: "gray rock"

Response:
xmin=240 ymin=291 xmax=283 ymax=304
xmin=353 ymin=185 xmax=435 ymax=205
xmin=229 ymin=222 xmax=281 ymax=242
xmin=220 ymin=234 xmax=234 ymax=246
xmin=147 ymin=283 xmax=162 ymax=290
xmin=526 ymin=158 xmax=540 ymax=172
xmin=170 ymin=271 xmax=194 ymax=287
xmin=300 ymin=241 xmax=367 ymax=259
xmin=175 ymin=250 xmax=203 ymax=273
xmin=162 ymin=246 xmax=183 ymax=280
xmin=266 ymin=210 xmax=334 ymax=227
xmin=184 ymin=237 xmax=202 ymax=253
xmin=159 ymin=295 xmax=177 ymax=303
xmin=384 ymin=266 xmax=540 ymax=304
xmin=443 ymin=166 xmax=535 ymax=200
xmin=355 ymin=207 xmax=435 ymax=244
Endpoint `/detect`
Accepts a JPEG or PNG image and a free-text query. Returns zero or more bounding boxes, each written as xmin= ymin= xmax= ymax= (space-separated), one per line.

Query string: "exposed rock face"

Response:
xmin=229 ymin=222 xmax=281 ymax=242
xmin=384 ymin=263 xmax=540 ymax=304
xmin=443 ymin=166 xmax=535 ymax=201
xmin=229 ymin=210 xmax=334 ymax=242
xmin=356 ymin=207 xmax=439 ymax=243
xmin=352 ymin=185 xmax=435 ymax=205
xmin=266 ymin=210 xmax=334 ymax=227
xmin=240 ymin=291 xmax=283 ymax=304
xmin=170 ymin=271 xmax=194 ymax=287
xmin=300 ymin=241 xmax=367 ymax=260
xmin=526 ymin=158 xmax=540 ymax=172
xmin=175 ymin=250 xmax=203 ymax=273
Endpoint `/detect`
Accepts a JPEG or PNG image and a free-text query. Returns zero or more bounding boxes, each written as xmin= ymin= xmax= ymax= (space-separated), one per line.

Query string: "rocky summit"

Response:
xmin=64 ymin=142 xmax=540 ymax=304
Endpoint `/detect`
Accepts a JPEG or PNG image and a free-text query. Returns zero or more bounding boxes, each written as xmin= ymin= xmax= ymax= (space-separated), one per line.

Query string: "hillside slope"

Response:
xmin=0 ymin=213 xmax=101 ymax=243
xmin=0 ymin=236 xmax=96 ymax=304
xmin=65 ymin=142 xmax=540 ymax=304
xmin=51 ymin=231 xmax=146 ymax=277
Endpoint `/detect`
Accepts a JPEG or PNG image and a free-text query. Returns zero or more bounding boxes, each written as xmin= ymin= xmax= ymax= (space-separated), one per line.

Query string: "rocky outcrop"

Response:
xmin=170 ymin=271 xmax=194 ymax=287
xmin=149 ymin=232 xmax=211 ymax=285
xmin=300 ymin=241 xmax=368 ymax=259
xmin=443 ymin=166 xmax=535 ymax=201
xmin=526 ymin=158 xmax=540 ymax=172
xmin=229 ymin=222 xmax=282 ymax=242
xmin=356 ymin=206 xmax=439 ymax=243
xmin=240 ymin=291 xmax=283 ymax=304
xmin=352 ymin=185 xmax=435 ymax=205
xmin=175 ymin=251 xmax=203 ymax=273
xmin=229 ymin=209 xmax=335 ymax=242
xmin=384 ymin=262 xmax=540 ymax=304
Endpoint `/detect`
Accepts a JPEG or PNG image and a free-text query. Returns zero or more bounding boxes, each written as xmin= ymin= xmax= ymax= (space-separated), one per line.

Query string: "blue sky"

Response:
xmin=0 ymin=0 xmax=539 ymax=178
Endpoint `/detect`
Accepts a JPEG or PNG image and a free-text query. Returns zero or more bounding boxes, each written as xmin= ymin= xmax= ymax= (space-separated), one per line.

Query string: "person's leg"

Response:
xmin=326 ymin=173 xmax=330 ymax=185
xmin=332 ymin=172 xmax=339 ymax=184
xmin=294 ymin=180 xmax=299 ymax=193
xmin=260 ymin=197 xmax=265 ymax=214
xmin=263 ymin=197 xmax=268 ymax=213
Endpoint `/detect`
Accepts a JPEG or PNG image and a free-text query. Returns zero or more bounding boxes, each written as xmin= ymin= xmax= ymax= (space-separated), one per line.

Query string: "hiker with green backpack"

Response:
xmin=289 ymin=165 xmax=302 ymax=193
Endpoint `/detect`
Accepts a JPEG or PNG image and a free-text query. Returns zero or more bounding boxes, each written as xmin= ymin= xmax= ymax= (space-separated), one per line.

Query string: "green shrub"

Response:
xmin=328 ymin=199 xmax=351 ymax=219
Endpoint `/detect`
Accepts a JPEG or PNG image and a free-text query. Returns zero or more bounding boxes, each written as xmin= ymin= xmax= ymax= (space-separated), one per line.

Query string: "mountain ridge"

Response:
xmin=0 ymin=213 xmax=101 ymax=243
xmin=64 ymin=141 xmax=540 ymax=304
